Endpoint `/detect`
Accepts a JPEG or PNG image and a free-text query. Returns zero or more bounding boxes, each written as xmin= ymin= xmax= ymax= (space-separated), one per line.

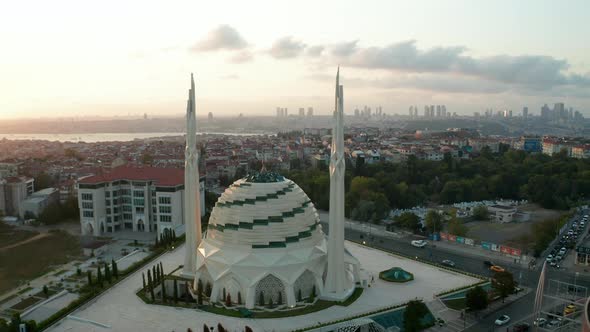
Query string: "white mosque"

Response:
xmin=181 ymin=70 xmax=360 ymax=309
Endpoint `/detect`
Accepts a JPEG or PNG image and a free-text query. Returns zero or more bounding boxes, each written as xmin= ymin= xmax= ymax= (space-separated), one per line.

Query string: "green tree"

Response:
xmin=161 ymin=280 xmax=167 ymax=302
xmin=42 ymin=285 xmax=49 ymax=298
xmin=465 ymin=285 xmax=488 ymax=311
xmin=197 ymin=279 xmax=203 ymax=305
xmin=104 ymin=263 xmax=111 ymax=283
xmin=472 ymin=206 xmax=489 ymax=220
xmin=259 ymin=291 xmax=265 ymax=306
xmin=277 ymin=291 xmax=282 ymax=305
xmin=142 ymin=272 xmax=146 ymax=289
xmin=225 ymin=294 xmax=232 ymax=307
xmin=492 ymin=271 xmax=516 ymax=303
xmin=297 ymin=289 xmax=302 ymax=302
xmin=403 ymin=300 xmax=428 ymax=332
xmin=112 ymin=259 xmax=118 ymax=279
xmin=425 ymin=210 xmax=443 ymax=234
xmin=394 ymin=212 xmax=421 ymax=232
xmin=173 ymin=279 xmax=178 ymax=303
xmin=34 ymin=172 xmax=53 ymax=191
xmin=87 ymin=270 xmax=92 ymax=286
xmin=448 ymin=218 xmax=468 ymax=237
xmin=237 ymin=291 xmax=242 ymax=305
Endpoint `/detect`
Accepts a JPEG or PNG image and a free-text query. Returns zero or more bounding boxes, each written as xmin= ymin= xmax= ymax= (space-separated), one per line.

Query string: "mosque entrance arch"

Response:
xmin=254 ymin=274 xmax=286 ymax=305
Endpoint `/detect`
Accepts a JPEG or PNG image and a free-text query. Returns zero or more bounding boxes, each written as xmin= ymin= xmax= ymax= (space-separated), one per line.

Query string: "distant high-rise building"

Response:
xmin=354 ymin=108 xmax=360 ymax=117
xmin=284 ymin=108 xmax=288 ymax=117
xmin=441 ymin=105 xmax=447 ymax=117
xmin=144 ymin=113 xmax=148 ymax=120
xmin=298 ymin=108 xmax=305 ymax=117
xmin=430 ymin=105 xmax=435 ymax=117
xmin=424 ymin=106 xmax=429 ymax=117
xmin=436 ymin=105 xmax=441 ymax=117
xmin=208 ymin=112 xmax=213 ymax=121
xmin=307 ymin=107 xmax=314 ymax=117
xmin=409 ymin=106 xmax=414 ymax=117
xmin=276 ymin=107 xmax=281 ymax=117
xmin=523 ymin=107 xmax=528 ymax=119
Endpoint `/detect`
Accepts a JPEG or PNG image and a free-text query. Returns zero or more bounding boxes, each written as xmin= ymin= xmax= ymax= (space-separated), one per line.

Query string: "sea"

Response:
xmin=0 ymin=132 xmax=271 ymax=143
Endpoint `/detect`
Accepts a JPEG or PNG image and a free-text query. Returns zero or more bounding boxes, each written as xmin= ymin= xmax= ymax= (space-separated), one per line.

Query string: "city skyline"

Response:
xmin=1 ymin=0 xmax=590 ymax=119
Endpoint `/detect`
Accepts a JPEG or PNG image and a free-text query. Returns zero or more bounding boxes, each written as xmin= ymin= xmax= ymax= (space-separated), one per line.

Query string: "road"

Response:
xmin=318 ymin=208 xmax=590 ymax=331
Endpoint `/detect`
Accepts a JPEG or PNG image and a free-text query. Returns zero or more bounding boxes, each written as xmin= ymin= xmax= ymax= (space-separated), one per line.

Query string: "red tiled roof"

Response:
xmin=78 ymin=166 xmax=184 ymax=186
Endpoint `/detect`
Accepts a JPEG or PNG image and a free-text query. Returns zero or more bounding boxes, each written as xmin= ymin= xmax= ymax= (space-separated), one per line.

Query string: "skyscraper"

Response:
xmin=299 ymin=107 xmax=305 ymax=117
xmin=523 ymin=107 xmax=528 ymax=119
xmin=307 ymin=107 xmax=314 ymax=117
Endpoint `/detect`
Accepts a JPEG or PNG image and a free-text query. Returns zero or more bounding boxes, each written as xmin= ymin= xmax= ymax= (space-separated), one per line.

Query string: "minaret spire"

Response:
xmin=182 ymin=73 xmax=202 ymax=278
xmin=324 ymin=67 xmax=348 ymax=297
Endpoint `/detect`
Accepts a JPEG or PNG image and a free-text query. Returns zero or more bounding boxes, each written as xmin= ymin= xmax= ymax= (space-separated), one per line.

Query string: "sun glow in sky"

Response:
xmin=1 ymin=0 xmax=589 ymax=119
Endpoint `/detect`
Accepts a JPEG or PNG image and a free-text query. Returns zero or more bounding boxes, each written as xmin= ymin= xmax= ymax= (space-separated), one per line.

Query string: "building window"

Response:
xmin=106 ymin=208 xmax=111 ymax=214
xmin=112 ymin=190 xmax=119 ymax=197
xmin=120 ymin=189 xmax=131 ymax=196
xmin=112 ymin=198 xmax=118 ymax=205
xmin=105 ymin=191 xmax=111 ymax=198
xmin=159 ymin=206 xmax=171 ymax=214
xmin=105 ymin=200 xmax=111 ymax=206
xmin=158 ymin=196 xmax=171 ymax=205
xmin=133 ymin=198 xmax=145 ymax=206
xmin=160 ymin=215 xmax=172 ymax=222
xmin=82 ymin=202 xmax=93 ymax=209
xmin=81 ymin=193 xmax=93 ymax=201
xmin=107 ymin=216 xmax=112 ymax=223
xmin=113 ymin=207 xmax=119 ymax=214
xmin=83 ymin=210 xmax=94 ymax=218
xmin=123 ymin=213 xmax=132 ymax=220
xmin=122 ymin=205 xmax=132 ymax=212
xmin=136 ymin=207 xmax=145 ymax=214
xmin=133 ymin=190 xmax=145 ymax=197
xmin=121 ymin=197 xmax=131 ymax=204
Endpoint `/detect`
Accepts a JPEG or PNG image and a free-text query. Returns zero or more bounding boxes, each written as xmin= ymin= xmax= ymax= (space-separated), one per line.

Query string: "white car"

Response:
xmin=494 ymin=315 xmax=510 ymax=326
xmin=411 ymin=240 xmax=427 ymax=248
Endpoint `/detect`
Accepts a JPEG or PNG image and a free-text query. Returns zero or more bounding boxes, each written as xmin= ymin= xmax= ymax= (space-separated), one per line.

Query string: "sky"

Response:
xmin=1 ymin=0 xmax=589 ymax=119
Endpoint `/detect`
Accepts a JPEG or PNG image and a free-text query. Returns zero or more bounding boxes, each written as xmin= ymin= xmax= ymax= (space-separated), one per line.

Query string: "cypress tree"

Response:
xmin=205 ymin=282 xmax=212 ymax=297
xmin=225 ymin=294 xmax=231 ymax=307
xmin=259 ymin=291 xmax=264 ymax=306
xmin=173 ymin=279 xmax=178 ymax=303
xmin=155 ymin=234 xmax=159 ymax=247
xmin=203 ymin=324 xmax=209 ymax=332
xmin=268 ymin=297 xmax=274 ymax=308
xmin=172 ymin=229 xmax=176 ymax=241
xmin=161 ymin=279 xmax=167 ymax=302
xmin=277 ymin=291 xmax=282 ymax=305
xmin=222 ymin=288 xmax=226 ymax=302
xmin=197 ymin=279 xmax=203 ymax=305
xmin=237 ymin=291 xmax=242 ymax=305
xmin=87 ymin=270 xmax=92 ymax=286
xmin=160 ymin=262 xmax=164 ymax=277
xmin=142 ymin=272 xmax=146 ymax=289
xmin=297 ymin=289 xmax=302 ymax=302
xmin=104 ymin=263 xmax=111 ymax=283
xmin=152 ymin=265 xmax=157 ymax=284
xmin=112 ymin=259 xmax=119 ymax=279
xmin=147 ymin=270 xmax=154 ymax=300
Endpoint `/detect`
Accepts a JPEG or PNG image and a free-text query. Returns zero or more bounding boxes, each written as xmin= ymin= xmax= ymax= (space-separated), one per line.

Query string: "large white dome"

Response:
xmin=193 ymin=172 xmax=328 ymax=309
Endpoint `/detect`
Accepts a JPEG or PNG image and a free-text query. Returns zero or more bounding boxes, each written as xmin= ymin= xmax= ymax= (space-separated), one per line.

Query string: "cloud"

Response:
xmin=330 ymin=40 xmax=358 ymax=57
xmin=228 ymin=50 xmax=253 ymax=63
xmin=191 ymin=25 xmax=248 ymax=52
xmin=333 ymin=40 xmax=590 ymax=89
xmin=269 ymin=36 xmax=306 ymax=59
xmin=306 ymin=45 xmax=324 ymax=57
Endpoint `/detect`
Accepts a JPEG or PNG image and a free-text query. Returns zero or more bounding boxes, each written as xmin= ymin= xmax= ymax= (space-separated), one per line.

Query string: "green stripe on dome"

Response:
xmin=215 ymin=183 xmax=296 ymax=207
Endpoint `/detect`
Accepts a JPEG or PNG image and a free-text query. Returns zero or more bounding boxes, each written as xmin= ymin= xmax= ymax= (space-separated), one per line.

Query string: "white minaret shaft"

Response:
xmin=183 ymin=73 xmax=202 ymax=278
xmin=325 ymin=67 xmax=347 ymax=294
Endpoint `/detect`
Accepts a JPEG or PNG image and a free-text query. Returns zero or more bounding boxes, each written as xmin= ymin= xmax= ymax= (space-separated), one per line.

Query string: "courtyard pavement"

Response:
xmin=46 ymin=241 xmax=481 ymax=332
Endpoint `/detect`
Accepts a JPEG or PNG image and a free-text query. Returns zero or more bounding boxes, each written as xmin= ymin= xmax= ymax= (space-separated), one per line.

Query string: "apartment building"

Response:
xmin=77 ymin=166 xmax=204 ymax=236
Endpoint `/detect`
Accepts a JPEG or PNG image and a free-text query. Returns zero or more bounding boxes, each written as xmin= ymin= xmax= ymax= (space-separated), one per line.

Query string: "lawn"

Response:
xmin=0 ymin=223 xmax=39 ymax=249
xmin=0 ymin=230 xmax=81 ymax=294
xmin=442 ymin=298 xmax=466 ymax=310
xmin=10 ymin=296 xmax=42 ymax=311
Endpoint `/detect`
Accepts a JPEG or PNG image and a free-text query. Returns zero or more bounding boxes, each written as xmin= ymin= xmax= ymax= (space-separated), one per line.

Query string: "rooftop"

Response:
xmin=78 ymin=166 xmax=184 ymax=186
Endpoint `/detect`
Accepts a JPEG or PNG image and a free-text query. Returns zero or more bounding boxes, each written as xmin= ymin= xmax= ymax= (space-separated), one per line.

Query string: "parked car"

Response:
xmin=411 ymin=240 xmax=427 ymax=248
xmin=564 ymin=304 xmax=576 ymax=315
xmin=512 ymin=322 xmax=530 ymax=331
xmin=546 ymin=254 xmax=553 ymax=262
xmin=490 ymin=265 xmax=505 ymax=273
xmin=533 ymin=317 xmax=546 ymax=327
xmin=483 ymin=260 xmax=495 ymax=267
xmin=441 ymin=259 xmax=455 ymax=267
xmin=495 ymin=315 xmax=511 ymax=326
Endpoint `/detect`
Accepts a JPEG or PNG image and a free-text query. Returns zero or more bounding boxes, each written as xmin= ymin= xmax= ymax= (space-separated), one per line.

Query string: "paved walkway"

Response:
xmin=0 ymin=233 xmax=50 ymax=252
